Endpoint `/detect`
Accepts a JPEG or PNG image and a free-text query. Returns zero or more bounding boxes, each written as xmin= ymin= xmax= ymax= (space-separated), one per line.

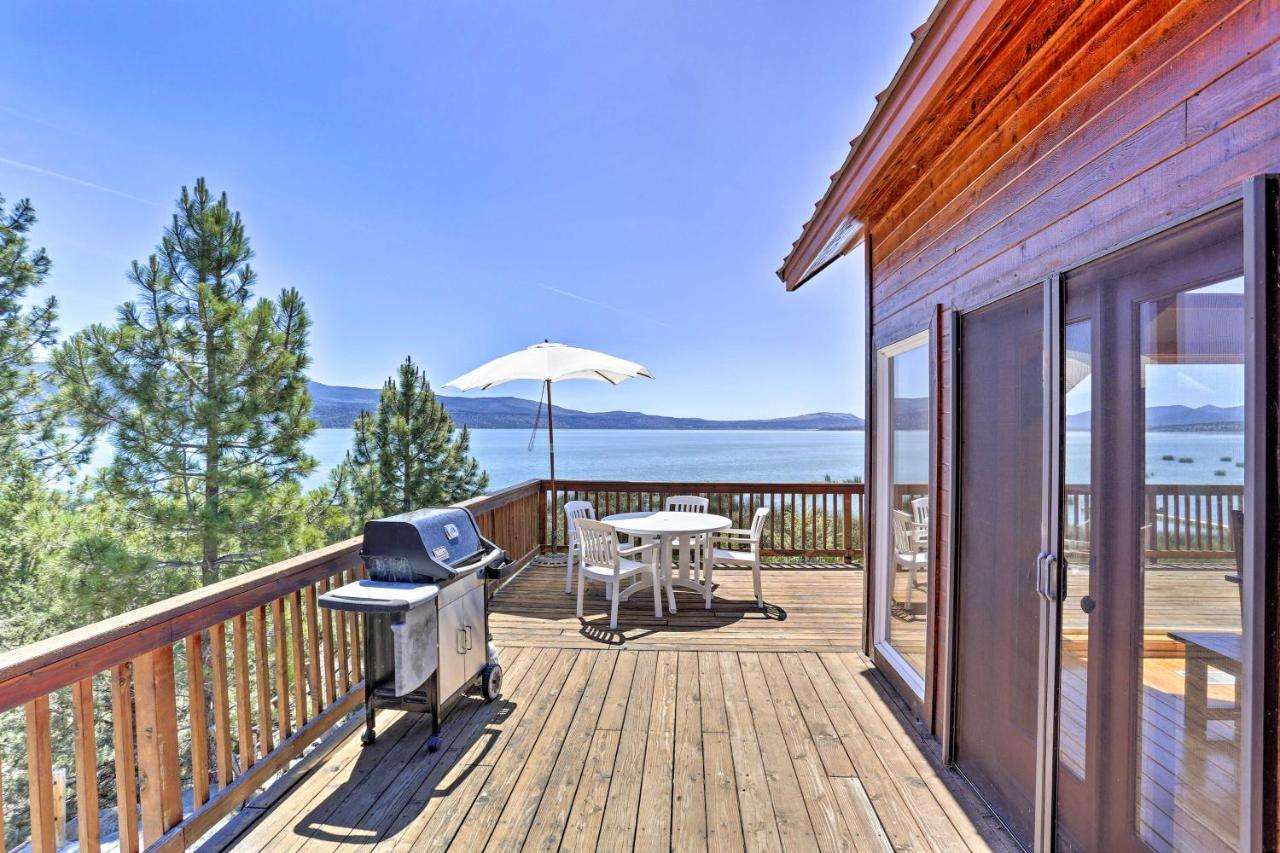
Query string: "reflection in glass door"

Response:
xmin=874 ymin=331 xmax=932 ymax=693
xmin=1054 ymin=204 xmax=1246 ymax=851
xmin=1133 ymin=277 xmax=1244 ymax=852
xmin=1055 ymin=319 xmax=1095 ymax=851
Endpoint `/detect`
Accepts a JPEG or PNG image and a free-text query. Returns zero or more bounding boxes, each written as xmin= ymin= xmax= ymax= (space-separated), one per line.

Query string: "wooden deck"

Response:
xmin=490 ymin=560 xmax=864 ymax=652
xmin=219 ymin=564 xmax=1018 ymax=851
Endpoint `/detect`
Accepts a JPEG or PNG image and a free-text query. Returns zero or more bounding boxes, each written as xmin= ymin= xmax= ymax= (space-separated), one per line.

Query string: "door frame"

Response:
xmin=1243 ymin=175 xmax=1280 ymax=853
xmin=1032 ymin=274 xmax=1065 ymax=852
xmin=872 ymin=327 xmax=934 ymax=702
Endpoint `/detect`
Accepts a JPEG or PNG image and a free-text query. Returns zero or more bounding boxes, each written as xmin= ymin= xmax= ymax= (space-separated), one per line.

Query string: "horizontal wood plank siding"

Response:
xmin=852 ymin=0 xmax=1280 ymax=734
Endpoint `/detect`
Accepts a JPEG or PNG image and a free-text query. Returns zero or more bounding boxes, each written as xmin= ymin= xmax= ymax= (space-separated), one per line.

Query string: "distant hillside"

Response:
xmin=1067 ymin=403 xmax=1244 ymax=431
xmin=308 ymin=381 xmax=865 ymax=431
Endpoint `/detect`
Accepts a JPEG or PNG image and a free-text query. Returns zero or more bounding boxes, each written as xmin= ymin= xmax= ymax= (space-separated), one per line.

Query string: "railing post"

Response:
xmin=843 ymin=491 xmax=854 ymax=563
xmin=538 ymin=480 xmax=548 ymax=551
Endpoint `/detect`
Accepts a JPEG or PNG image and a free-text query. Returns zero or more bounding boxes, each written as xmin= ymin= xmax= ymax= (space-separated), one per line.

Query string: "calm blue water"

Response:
xmin=301 ymin=428 xmax=866 ymax=491
xmin=298 ymin=428 xmax=1245 ymax=492
xmin=77 ymin=428 xmax=1244 ymax=492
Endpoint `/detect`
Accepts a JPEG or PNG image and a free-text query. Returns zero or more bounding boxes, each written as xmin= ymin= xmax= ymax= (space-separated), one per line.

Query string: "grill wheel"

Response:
xmin=481 ymin=663 xmax=503 ymax=701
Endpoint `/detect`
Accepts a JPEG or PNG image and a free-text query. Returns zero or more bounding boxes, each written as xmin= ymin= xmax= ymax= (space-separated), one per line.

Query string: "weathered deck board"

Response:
xmin=224 ymin=566 xmax=1015 ymax=852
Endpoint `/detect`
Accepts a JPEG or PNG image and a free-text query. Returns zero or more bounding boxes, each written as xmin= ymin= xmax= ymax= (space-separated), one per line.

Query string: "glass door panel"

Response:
xmin=1133 ymin=277 xmax=1244 ymax=853
xmin=1055 ymin=202 xmax=1245 ymax=851
xmin=874 ymin=333 xmax=931 ymax=688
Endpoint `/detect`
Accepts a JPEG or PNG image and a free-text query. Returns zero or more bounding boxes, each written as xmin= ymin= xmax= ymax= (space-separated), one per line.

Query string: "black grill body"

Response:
xmin=318 ymin=506 xmax=515 ymax=752
xmin=361 ymin=507 xmax=490 ymax=583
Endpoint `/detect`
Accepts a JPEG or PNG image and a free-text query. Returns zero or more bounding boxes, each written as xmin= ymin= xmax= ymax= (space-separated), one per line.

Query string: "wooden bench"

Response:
xmin=1167 ymin=631 xmax=1242 ymax=742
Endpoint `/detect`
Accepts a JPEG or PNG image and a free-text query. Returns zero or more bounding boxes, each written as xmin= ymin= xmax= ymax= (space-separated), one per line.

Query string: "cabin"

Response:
xmin=781 ymin=0 xmax=1280 ymax=850
xmin=0 ymin=2 xmax=1277 ymax=852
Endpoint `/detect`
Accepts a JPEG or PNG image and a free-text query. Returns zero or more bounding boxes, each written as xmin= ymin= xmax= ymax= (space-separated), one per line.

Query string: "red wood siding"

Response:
xmin=858 ymin=0 xmax=1280 ymax=734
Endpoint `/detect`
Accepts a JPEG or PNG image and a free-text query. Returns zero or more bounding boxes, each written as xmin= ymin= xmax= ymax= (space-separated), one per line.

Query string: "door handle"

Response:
xmin=1034 ymin=552 xmax=1061 ymax=602
xmin=465 ymin=625 xmax=474 ymax=650
xmin=457 ymin=628 xmax=467 ymax=654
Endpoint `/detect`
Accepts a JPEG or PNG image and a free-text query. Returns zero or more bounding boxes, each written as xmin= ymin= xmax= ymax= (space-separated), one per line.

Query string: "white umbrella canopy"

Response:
xmin=445 ymin=341 xmax=653 ymax=390
xmin=445 ymin=342 xmax=653 ymax=550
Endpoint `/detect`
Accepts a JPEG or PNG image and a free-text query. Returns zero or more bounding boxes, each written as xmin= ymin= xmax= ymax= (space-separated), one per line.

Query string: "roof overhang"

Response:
xmin=779 ymin=0 xmax=1010 ymax=291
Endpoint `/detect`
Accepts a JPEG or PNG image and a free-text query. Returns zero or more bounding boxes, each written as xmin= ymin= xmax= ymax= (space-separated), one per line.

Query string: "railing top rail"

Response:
xmin=456 ymin=478 xmax=542 ymax=513
xmin=0 ymin=537 xmax=363 ymax=712
xmin=547 ymin=479 xmax=863 ymax=494
xmin=0 ymin=478 xmax=543 ymax=713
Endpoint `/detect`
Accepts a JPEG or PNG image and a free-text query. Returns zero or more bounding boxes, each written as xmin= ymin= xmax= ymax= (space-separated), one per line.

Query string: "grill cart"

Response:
xmin=318 ymin=506 xmax=515 ymax=751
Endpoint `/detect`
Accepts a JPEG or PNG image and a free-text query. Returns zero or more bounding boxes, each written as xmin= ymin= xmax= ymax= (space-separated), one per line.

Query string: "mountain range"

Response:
xmin=1067 ymin=404 xmax=1244 ymax=431
xmin=311 ymin=382 xmax=1245 ymax=432
xmin=308 ymin=381 xmax=866 ymax=430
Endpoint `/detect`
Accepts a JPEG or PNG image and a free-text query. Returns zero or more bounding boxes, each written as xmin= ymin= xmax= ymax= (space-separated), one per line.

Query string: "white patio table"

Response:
xmin=601 ymin=510 xmax=731 ymax=612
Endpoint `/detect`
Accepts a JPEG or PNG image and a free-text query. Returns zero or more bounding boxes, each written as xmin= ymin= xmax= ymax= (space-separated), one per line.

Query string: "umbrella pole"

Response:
xmin=546 ymin=378 xmax=557 ymax=551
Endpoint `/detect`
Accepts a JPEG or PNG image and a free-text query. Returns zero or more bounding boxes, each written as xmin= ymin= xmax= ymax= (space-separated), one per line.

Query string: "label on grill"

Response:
xmin=432 ymin=545 xmax=450 ymax=561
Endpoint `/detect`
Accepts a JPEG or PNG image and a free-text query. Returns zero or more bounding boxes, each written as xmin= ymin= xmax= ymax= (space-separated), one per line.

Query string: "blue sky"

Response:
xmin=3 ymin=1 xmax=935 ymax=419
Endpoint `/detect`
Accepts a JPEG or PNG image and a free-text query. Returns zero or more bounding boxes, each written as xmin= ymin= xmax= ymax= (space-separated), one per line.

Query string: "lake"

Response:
xmin=301 ymin=429 xmax=866 ymax=491
xmin=77 ymin=428 xmax=1245 ymax=491
xmin=297 ymin=428 xmax=1245 ymax=492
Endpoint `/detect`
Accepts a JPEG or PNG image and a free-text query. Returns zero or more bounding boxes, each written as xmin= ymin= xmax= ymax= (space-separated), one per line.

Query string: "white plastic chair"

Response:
xmin=664 ymin=495 xmax=709 ymax=581
xmin=910 ymin=496 xmax=929 ymax=544
xmin=665 ymin=495 xmax=709 ymax=514
xmin=564 ymin=500 xmax=596 ymax=594
xmin=574 ymin=518 xmax=662 ymax=629
xmin=711 ymin=507 xmax=770 ymax=609
xmin=891 ymin=509 xmax=928 ymax=611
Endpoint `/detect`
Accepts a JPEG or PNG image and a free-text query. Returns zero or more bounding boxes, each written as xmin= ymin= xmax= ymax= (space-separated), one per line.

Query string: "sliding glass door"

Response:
xmin=952 ymin=200 xmax=1262 ymax=851
xmin=1055 ymin=204 xmax=1246 ymax=852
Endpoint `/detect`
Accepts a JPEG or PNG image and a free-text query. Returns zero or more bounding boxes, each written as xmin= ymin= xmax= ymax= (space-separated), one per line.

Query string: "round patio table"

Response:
xmin=601 ymin=511 xmax=731 ymax=612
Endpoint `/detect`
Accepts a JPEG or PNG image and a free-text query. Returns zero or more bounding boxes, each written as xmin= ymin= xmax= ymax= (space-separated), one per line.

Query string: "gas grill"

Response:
xmin=318 ymin=506 xmax=514 ymax=751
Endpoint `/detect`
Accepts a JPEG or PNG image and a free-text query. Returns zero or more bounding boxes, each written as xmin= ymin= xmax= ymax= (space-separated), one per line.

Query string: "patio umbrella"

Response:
xmin=445 ymin=341 xmax=653 ymax=548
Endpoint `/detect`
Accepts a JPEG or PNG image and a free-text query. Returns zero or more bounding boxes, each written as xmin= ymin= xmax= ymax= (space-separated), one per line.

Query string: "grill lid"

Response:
xmin=361 ymin=506 xmax=492 ymax=583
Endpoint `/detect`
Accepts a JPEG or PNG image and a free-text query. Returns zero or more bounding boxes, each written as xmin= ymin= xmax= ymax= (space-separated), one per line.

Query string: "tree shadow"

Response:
xmin=285 ymin=691 xmax=517 ymax=846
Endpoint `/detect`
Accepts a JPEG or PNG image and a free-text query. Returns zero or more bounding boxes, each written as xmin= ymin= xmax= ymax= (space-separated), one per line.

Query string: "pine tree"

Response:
xmin=52 ymin=179 xmax=317 ymax=585
xmin=345 ymin=356 xmax=487 ymax=521
xmin=0 ymin=195 xmax=67 ymax=630
xmin=0 ymin=195 xmax=59 ymax=467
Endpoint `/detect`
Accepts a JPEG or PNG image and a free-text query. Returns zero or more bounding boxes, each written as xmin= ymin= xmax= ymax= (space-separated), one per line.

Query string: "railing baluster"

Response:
xmin=133 ymin=646 xmax=182 ymax=846
xmin=71 ymin=676 xmax=101 ymax=852
xmin=335 ymin=581 xmax=351 ymax=696
xmin=289 ymin=591 xmax=308 ymax=726
xmin=112 ymin=663 xmax=139 ymax=853
xmin=253 ymin=606 xmax=274 ymax=757
xmin=185 ymin=633 xmax=210 ymax=808
xmin=233 ymin=614 xmax=255 ymax=770
xmin=209 ymin=622 xmax=234 ymax=789
xmin=305 ymin=585 xmax=324 ymax=718
xmin=26 ymin=694 xmax=56 ymax=852
xmin=271 ymin=597 xmax=292 ymax=739
xmin=319 ymin=578 xmax=337 ymax=706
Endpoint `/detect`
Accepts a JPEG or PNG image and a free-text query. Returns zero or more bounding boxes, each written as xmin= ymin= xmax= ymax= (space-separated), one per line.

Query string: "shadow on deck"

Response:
xmin=216 ymin=564 xmax=1018 ymax=852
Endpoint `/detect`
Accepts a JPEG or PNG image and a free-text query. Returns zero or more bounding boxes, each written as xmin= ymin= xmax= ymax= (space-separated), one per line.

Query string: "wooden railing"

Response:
xmin=1 ymin=472 xmax=1237 ymax=849
xmin=0 ymin=479 xmax=542 ymax=853
xmin=1065 ymin=483 xmax=1245 ymax=559
xmin=542 ymin=480 xmax=864 ymax=561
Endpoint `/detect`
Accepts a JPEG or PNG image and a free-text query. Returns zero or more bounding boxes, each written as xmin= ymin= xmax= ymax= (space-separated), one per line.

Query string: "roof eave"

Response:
xmin=780 ymin=0 xmax=1009 ymax=290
